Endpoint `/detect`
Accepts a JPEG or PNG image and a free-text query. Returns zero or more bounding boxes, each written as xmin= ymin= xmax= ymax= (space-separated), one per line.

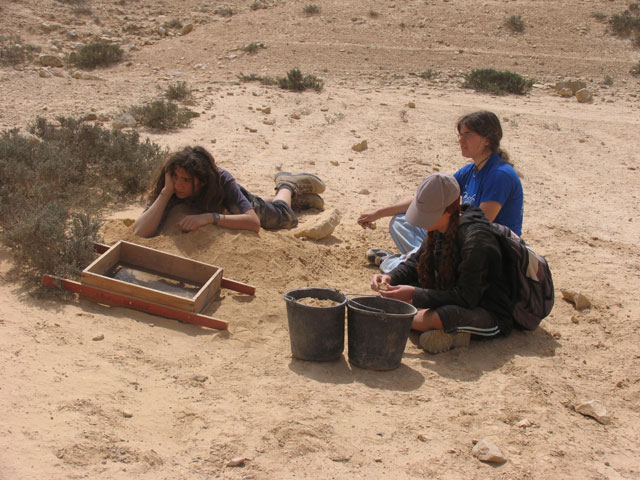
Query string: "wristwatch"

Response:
xmin=212 ymin=212 xmax=220 ymax=225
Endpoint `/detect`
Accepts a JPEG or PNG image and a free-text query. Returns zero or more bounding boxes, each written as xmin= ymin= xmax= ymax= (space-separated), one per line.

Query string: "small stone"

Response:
xmin=576 ymin=400 xmax=611 ymax=425
xmin=472 ymin=439 xmax=507 ymax=464
xmin=227 ymin=457 xmax=246 ymax=467
xmin=282 ymin=144 xmax=289 ymax=150
xmin=352 ymin=140 xmax=368 ymax=152
xmin=83 ymin=112 xmax=98 ymax=122
xmin=517 ymin=418 xmax=532 ymax=428
xmin=558 ymin=87 xmax=574 ymax=98
xmin=576 ymin=88 xmax=594 ymax=104
xmin=193 ymin=375 xmax=208 ymax=383
xmin=571 ymin=316 xmax=579 ymax=324
xmin=417 ymin=434 xmax=428 ymax=442
xmin=39 ymin=54 xmax=64 ymax=68
xmin=260 ymin=107 xmax=271 ymax=114
xmin=407 ymin=101 xmax=416 ymax=108
xmin=181 ymin=23 xmax=194 ymax=36
xmin=263 ymin=118 xmax=276 ymax=125
xmin=561 ymin=289 xmax=591 ymax=310
xmin=92 ymin=333 xmax=104 ymax=341
xmin=39 ymin=68 xmax=53 ymax=78
xmin=122 ymin=410 xmax=133 ymax=418
xmin=358 ymin=188 xmax=370 ymax=195
xmin=330 ymin=160 xmax=339 ymax=166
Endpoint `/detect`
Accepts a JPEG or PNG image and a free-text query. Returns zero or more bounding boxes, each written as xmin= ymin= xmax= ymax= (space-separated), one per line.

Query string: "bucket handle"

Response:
xmin=346 ymin=296 xmax=387 ymax=314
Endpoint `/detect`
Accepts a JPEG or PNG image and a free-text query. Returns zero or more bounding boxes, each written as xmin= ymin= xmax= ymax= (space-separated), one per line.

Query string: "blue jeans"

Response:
xmin=379 ymin=214 xmax=426 ymax=274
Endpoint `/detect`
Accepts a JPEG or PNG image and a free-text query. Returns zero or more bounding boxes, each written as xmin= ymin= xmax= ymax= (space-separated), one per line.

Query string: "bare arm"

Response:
xmin=479 ymin=201 xmax=502 ymax=222
xmin=178 ymin=209 xmax=261 ymax=233
xmin=357 ymin=198 xmax=412 ymax=228
xmin=133 ymin=172 xmax=175 ymax=238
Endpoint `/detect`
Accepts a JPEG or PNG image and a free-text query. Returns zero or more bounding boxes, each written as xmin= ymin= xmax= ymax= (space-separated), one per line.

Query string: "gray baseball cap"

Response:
xmin=405 ymin=173 xmax=460 ymax=229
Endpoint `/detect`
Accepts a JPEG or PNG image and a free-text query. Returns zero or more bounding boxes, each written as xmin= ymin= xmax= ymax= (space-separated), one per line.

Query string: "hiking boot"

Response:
xmin=292 ymin=193 xmax=325 ymax=211
xmin=275 ymin=172 xmax=326 ymax=195
xmin=419 ymin=330 xmax=471 ymax=354
xmin=365 ymin=248 xmax=394 ymax=266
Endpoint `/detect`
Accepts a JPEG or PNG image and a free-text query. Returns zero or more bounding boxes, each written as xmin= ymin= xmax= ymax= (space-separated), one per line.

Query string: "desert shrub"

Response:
xmin=215 ymin=7 xmax=235 ymax=17
xmin=164 ymin=18 xmax=183 ymax=29
xmin=237 ymin=73 xmax=278 ymax=86
xmin=303 ymin=4 xmax=320 ymax=15
xmin=278 ymin=68 xmax=324 ymax=92
xmin=69 ymin=42 xmax=123 ymax=69
xmin=164 ymin=81 xmax=191 ymax=101
xmin=368 ymin=10 xmax=379 ymax=18
xmin=129 ymin=100 xmax=199 ymax=130
xmin=603 ymin=74 xmax=614 ymax=86
xmin=242 ymin=42 xmax=266 ymax=54
xmin=505 ymin=15 xmax=525 ymax=33
xmin=418 ymin=69 xmax=437 ymax=80
xmin=631 ymin=61 xmax=640 ymax=76
xmin=0 ymin=118 xmax=165 ymax=286
xmin=0 ymin=35 xmax=40 ymax=66
xmin=463 ymin=68 xmax=533 ymax=95
xmin=250 ymin=1 xmax=269 ymax=10
xmin=609 ymin=7 xmax=640 ymax=39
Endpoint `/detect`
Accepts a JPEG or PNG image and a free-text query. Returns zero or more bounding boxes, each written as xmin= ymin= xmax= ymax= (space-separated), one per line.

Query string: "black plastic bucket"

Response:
xmin=347 ymin=296 xmax=417 ymax=370
xmin=283 ymin=287 xmax=347 ymax=361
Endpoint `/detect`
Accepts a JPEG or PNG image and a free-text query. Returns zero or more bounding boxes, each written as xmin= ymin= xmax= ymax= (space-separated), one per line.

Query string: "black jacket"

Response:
xmin=389 ymin=205 xmax=514 ymax=335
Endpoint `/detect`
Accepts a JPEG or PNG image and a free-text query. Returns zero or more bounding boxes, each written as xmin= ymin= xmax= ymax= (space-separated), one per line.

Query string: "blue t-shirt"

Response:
xmin=453 ymin=153 xmax=523 ymax=236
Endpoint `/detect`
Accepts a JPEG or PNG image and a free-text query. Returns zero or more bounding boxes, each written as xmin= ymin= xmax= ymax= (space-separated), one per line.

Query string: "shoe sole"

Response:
xmin=292 ymin=193 xmax=325 ymax=211
xmin=419 ymin=330 xmax=470 ymax=354
xmin=275 ymin=172 xmax=326 ymax=194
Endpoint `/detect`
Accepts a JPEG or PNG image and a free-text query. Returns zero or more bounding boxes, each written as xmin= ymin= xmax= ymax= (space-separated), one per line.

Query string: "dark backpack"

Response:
xmin=490 ymin=223 xmax=555 ymax=330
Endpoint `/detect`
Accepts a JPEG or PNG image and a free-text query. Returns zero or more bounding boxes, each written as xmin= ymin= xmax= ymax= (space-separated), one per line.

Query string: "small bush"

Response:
xmin=505 ymin=15 xmax=525 ymax=33
xmin=250 ymin=1 xmax=268 ymax=10
xmin=164 ymin=81 xmax=191 ymax=101
xmin=602 ymin=75 xmax=614 ymax=86
xmin=0 ymin=35 xmax=40 ymax=66
xmin=278 ymin=68 xmax=324 ymax=92
xmin=215 ymin=7 xmax=235 ymax=17
xmin=418 ymin=69 xmax=437 ymax=80
xmin=463 ymin=68 xmax=533 ymax=95
xmin=242 ymin=42 xmax=266 ymax=54
xmin=303 ymin=4 xmax=320 ymax=15
xmin=609 ymin=8 xmax=640 ymax=38
xmin=237 ymin=73 xmax=279 ymax=86
xmin=70 ymin=42 xmax=123 ymax=69
xmin=164 ymin=18 xmax=183 ymax=29
xmin=368 ymin=10 xmax=379 ymax=18
xmin=631 ymin=61 xmax=640 ymax=76
xmin=129 ymin=100 xmax=199 ymax=130
xmin=0 ymin=118 xmax=165 ymax=286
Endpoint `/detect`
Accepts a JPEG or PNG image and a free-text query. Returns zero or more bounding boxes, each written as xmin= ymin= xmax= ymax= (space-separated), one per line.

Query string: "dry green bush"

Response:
xmin=609 ymin=4 xmax=640 ymax=47
xmin=129 ymin=100 xmax=199 ymax=130
xmin=463 ymin=68 xmax=533 ymax=95
xmin=505 ymin=15 xmax=525 ymax=33
xmin=0 ymin=118 xmax=165 ymax=287
xmin=69 ymin=42 xmax=123 ymax=69
xmin=278 ymin=68 xmax=324 ymax=92
xmin=303 ymin=4 xmax=320 ymax=15
xmin=0 ymin=35 xmax=40 ymax=66
xmin=164 ymin=81 xmax=191 ymax=101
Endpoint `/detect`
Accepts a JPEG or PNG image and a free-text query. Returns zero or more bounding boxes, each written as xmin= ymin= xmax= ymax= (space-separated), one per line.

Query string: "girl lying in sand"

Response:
xmin=134 ymin=146 xmax=325 ymax=237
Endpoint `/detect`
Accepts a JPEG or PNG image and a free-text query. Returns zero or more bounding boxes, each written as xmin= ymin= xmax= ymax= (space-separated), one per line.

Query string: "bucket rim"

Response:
xmin=283 ymin=287 xmax=347 ymax=308
xmin=347 ymin=295 xmax=417 ymax=317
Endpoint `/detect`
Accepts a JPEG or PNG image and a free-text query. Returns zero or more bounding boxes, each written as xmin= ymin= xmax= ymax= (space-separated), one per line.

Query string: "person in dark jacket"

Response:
xmin=370 ymin=173 xmax=513 ymax=354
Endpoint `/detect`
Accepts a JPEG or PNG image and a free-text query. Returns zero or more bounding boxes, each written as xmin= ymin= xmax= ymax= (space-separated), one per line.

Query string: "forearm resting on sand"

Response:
xmin=133 ymin=191 xmax=173 ymax=238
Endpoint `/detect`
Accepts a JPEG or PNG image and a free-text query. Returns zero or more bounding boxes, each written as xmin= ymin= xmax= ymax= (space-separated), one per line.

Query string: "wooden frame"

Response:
xmin=82 ymin=241 xmax=222 ymax=313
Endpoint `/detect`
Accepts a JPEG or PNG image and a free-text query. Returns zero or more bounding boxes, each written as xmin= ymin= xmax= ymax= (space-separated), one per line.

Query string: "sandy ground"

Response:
xmin=1 ymin=1 xmax=640 ymax=479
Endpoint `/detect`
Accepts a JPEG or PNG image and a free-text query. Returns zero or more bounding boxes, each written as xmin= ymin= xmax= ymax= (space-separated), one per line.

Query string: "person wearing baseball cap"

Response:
xmin=370 ymin=173 xmax=514 ymax=354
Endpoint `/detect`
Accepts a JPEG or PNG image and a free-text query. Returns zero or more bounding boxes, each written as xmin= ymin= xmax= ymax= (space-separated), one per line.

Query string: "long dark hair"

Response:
xmin=457 ymin=111 xmax=512 ymax=164
xmin=417 ymin=199 xmax=462 ymax=290
xmin=147 ymin=146 xmax=224 ymax=212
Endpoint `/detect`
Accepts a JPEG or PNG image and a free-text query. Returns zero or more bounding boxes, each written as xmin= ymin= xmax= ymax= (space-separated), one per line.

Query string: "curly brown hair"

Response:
xmin=147 ymin=146 xmax=224 ymax=213
xmin=417 ymin=199 xmax=462 ymax=290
